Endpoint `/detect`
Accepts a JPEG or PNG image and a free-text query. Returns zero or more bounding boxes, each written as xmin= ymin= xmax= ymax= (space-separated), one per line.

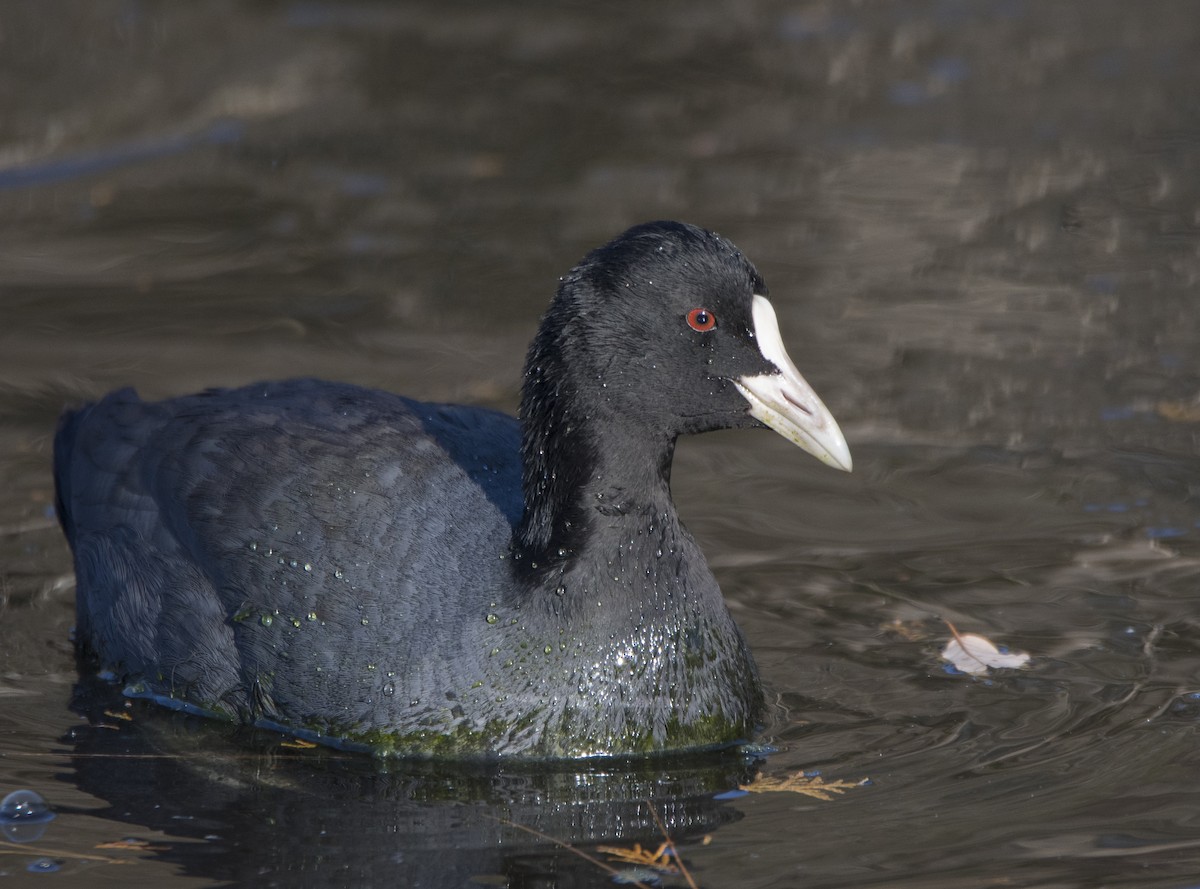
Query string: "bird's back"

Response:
xmin=55 ymin=380 xmax=523 ymax=730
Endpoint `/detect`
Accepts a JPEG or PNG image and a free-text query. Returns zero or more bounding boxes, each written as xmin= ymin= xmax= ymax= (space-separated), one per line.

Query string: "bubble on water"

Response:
xmin=0 ymin=790 xmax=54 ymax=824
xmin=0 ymin=789 xmax=55 ymax=843
xmin=26 ymin=857 xmax=61 ymax=873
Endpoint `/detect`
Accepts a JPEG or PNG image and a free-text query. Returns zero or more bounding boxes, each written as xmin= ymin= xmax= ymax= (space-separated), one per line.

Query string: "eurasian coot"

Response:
xmin=54 ymin=220 xmax=851 ymax=757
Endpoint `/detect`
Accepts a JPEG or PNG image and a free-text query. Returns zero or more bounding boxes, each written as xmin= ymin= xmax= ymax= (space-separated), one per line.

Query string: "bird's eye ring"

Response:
xmin=686 ymin=308 xmax=716 ymax=332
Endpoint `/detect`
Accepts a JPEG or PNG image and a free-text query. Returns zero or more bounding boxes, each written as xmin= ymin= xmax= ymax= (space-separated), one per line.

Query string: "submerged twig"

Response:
xmin=493 ymin=817 xmax=656 ymax=889
xmin=495 ymin=797 xmax=704 ymax=889
xmin=0 ymin=839 xmax=128 ymax=866
xmin=644 ymin=798 xmax=698 ymax=889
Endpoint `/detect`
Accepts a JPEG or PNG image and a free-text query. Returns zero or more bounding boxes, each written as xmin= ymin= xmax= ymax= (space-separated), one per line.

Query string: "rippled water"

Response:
xmin=4 ymin=1 xmax=1200 ymax=886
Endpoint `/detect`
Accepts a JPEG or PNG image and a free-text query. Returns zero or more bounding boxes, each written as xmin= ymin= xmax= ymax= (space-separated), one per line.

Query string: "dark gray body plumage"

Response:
xmin=57 ymin=378 xmax=760 ymax=756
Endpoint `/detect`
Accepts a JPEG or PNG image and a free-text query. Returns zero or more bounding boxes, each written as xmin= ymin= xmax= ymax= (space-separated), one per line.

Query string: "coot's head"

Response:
xmin=523 ymin=220 xmax=851 ymax=471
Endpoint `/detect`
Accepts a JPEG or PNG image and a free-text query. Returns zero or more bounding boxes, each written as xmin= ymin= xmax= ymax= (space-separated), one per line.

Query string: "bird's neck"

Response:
xmin=513 ymin=348 xmax=678 ymax=582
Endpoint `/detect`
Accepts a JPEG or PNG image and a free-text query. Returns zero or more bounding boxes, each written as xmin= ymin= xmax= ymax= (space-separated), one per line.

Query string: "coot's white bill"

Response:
xmin=735 ymin=294 xmax=852 ymax=472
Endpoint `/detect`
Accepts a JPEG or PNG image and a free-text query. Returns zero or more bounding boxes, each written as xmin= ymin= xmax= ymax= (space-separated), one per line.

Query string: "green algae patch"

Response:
xmin=301 ymin=708 xmax=545 ymax=758
xmin=548 ymin=707 xmax=752 ymax=758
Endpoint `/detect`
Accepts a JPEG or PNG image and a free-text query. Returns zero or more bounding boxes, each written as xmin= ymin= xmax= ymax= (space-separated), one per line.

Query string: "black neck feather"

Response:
xmin=513 ymin=281 xmax=676 ymax=578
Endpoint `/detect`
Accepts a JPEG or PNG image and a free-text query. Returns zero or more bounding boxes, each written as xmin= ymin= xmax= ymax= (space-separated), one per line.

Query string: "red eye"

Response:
xmin=686 ymin=308 xmax=716 ymax=332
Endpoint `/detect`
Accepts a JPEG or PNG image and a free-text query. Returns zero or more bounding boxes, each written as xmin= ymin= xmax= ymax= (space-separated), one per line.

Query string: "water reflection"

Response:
xmin=65 ymin=680 xmax=753 ymax=886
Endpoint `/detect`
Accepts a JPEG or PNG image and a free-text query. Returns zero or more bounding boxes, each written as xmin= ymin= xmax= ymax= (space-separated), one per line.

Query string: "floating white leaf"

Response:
xmin=942 ymin=633 xmax=1030 ymax=675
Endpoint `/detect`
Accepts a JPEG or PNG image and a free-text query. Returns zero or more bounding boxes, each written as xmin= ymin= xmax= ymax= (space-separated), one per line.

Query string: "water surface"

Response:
xmin=4 ymin=1 xmax=1200 ymax=886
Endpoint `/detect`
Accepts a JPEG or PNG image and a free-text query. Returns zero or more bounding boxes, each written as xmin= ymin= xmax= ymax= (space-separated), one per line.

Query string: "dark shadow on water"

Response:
xmin=62 ymin=678 xmax=754 ymax=888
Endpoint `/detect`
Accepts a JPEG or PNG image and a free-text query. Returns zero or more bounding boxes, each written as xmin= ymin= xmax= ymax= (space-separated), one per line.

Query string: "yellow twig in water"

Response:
xmin=741 ymin=771 xmax=868 ymax=800
xmin=495 ymin=798 xmax=698 ymax=888
xmin=279 ymin=738 xmax=318 ymax=749
xmin=493 ymin=817 xmax=657 ymax=889
xmin=645 ymin=798 xmax=698 ymax=889
xmin=0 ymin=839 xmax=129 ymax=865
xmin=595 ymin=841 xmax=676 ymax=871
xmin=95 ymin=838 xmax=169 ymax=852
